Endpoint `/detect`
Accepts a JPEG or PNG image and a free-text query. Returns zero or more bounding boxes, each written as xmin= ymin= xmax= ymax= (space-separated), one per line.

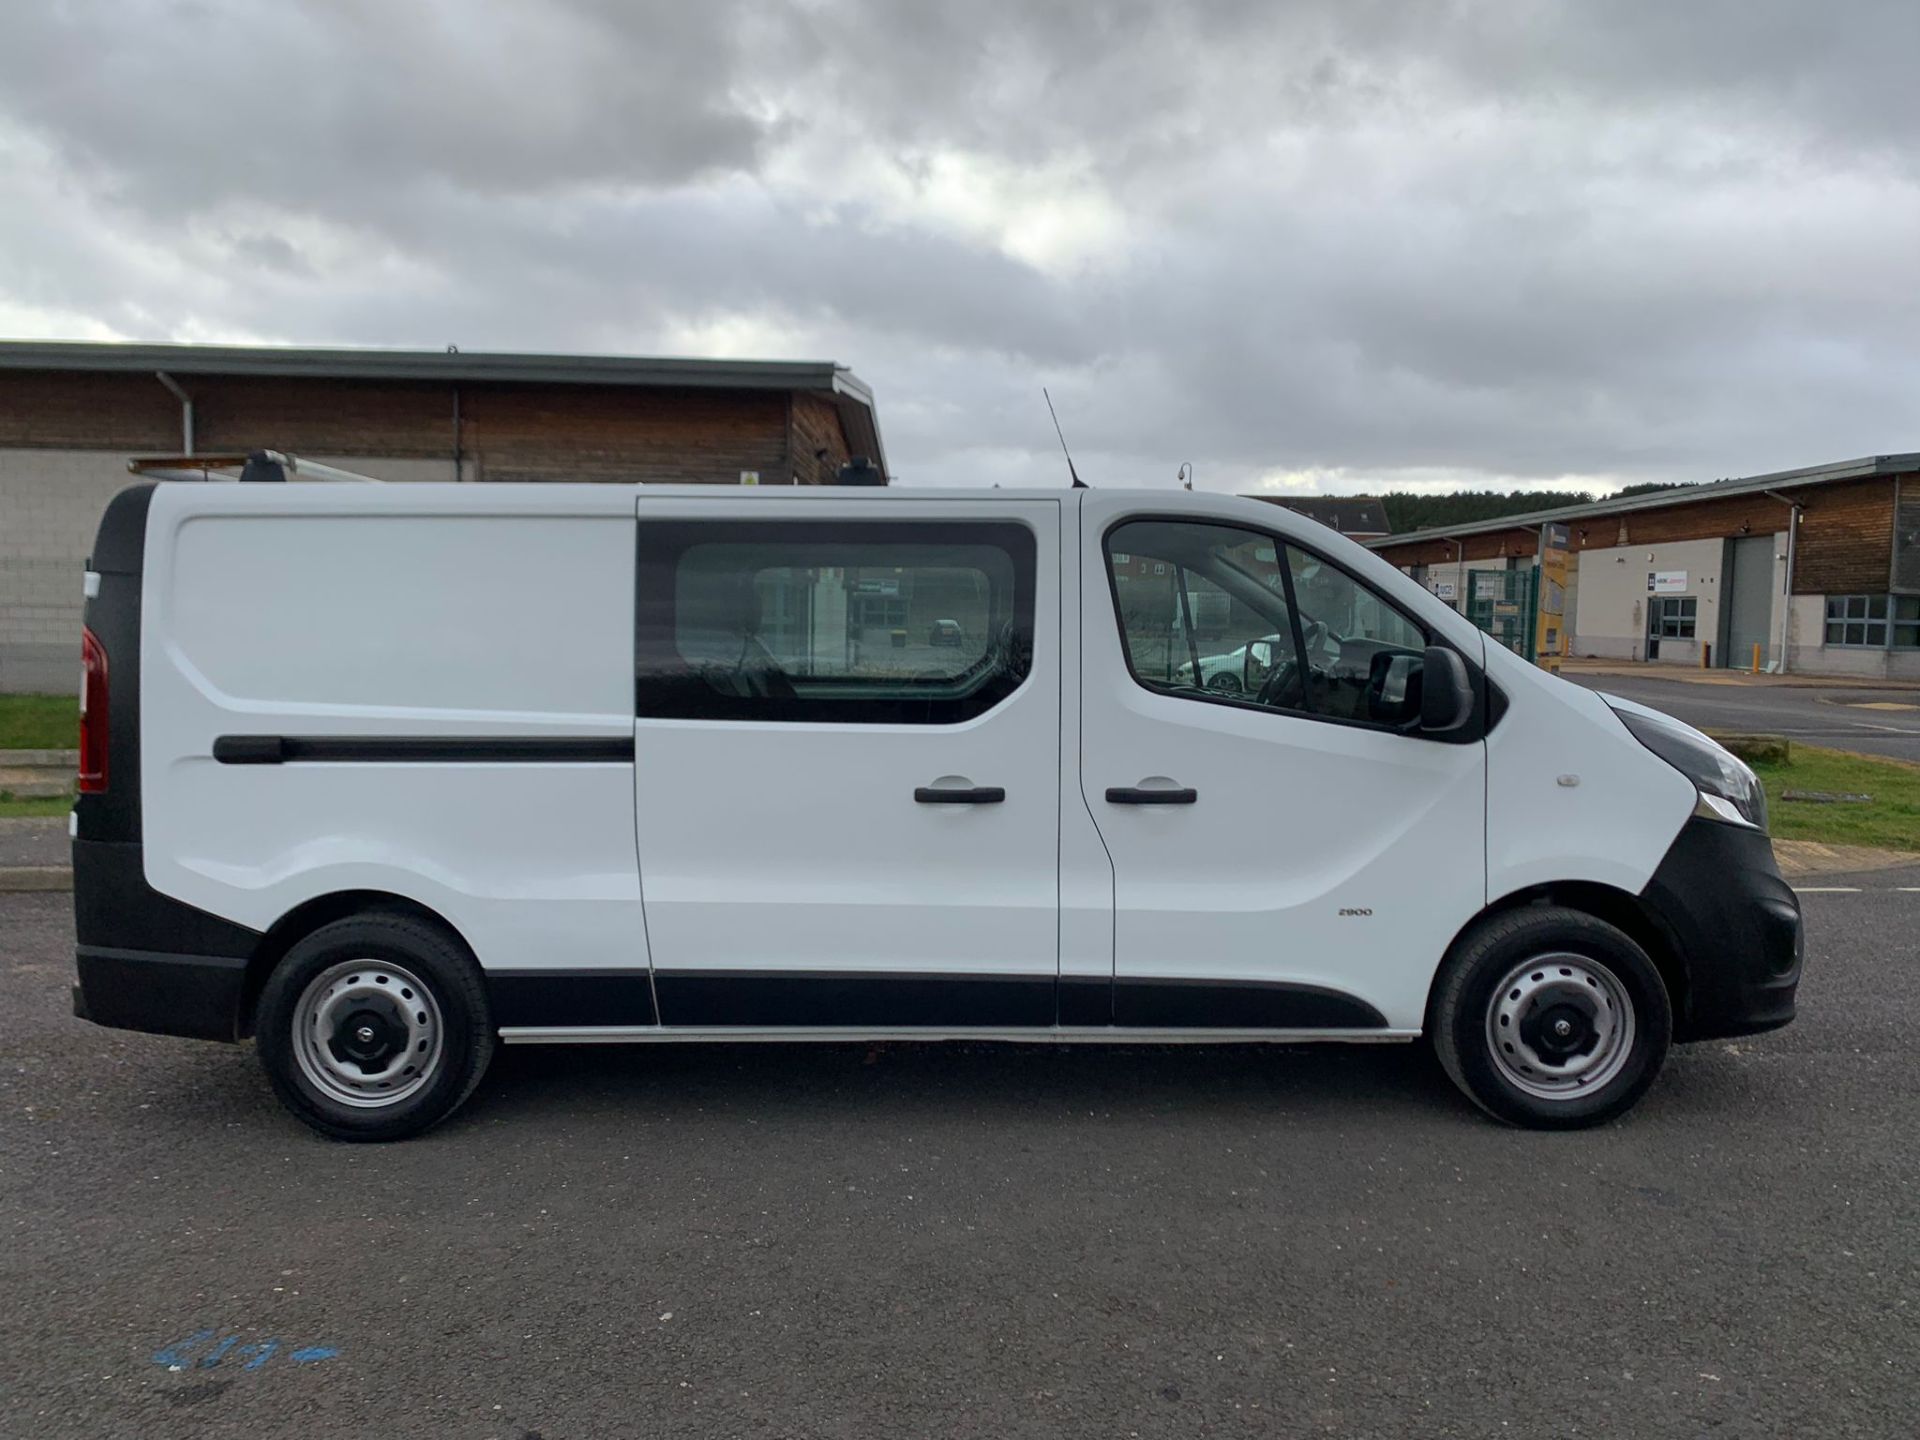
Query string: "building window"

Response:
xmin=635 ymin=520 xmax=1035 ymax=723
xmin=1649 ymin=596 xmax=1697 ymax=639
xmin=1825 ymin=594 xmax=1920 ymax=648
xmin=848 ymin=592 xmax=909 ymax=632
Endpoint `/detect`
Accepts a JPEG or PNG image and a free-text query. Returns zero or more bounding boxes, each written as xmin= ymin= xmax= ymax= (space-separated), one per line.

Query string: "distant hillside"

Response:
xmin=1380 ymin=482 xmax=1693 ymax=535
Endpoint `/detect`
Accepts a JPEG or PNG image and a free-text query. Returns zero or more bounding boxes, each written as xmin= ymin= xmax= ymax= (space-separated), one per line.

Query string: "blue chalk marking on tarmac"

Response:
xmin=151 ymin=1330 xmax=339 ymax=1372
xmin=152 ymin=1329 xmax=215 ymax=1367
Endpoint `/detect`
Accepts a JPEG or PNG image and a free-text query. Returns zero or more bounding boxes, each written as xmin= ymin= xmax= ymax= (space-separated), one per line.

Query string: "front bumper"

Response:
xmin=1639 ymin=816 xmax=1803 ymax=1042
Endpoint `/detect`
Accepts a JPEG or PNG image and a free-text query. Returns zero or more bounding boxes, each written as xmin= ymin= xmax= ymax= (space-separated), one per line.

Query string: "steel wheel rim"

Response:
xmin=290 ymin=959 xmax=444 ymax=1108
xmin=1485 ymin=951 xmax=1636 ymax=1101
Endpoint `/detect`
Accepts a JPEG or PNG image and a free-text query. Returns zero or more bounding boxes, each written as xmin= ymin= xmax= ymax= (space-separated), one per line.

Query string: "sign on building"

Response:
xmin=1647 ymin=571 xmax=1689 ymax=594
xmin=1536 ymin=524 xmax=1571 ymax=664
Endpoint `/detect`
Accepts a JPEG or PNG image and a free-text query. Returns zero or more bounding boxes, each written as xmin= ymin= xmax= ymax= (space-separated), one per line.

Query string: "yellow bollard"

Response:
xmin=1751 ymin=642 xmax=1760 ymax=675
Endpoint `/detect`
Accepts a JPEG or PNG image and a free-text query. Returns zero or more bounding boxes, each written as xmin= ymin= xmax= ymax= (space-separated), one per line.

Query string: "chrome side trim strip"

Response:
xmin=497 ymin=1025 xmax=1421 ymax=1045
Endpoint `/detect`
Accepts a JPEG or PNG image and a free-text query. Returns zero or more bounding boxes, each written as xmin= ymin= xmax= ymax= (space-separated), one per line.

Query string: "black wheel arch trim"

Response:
xmin=1432 ymin=817 xmax=1800 ymax=1044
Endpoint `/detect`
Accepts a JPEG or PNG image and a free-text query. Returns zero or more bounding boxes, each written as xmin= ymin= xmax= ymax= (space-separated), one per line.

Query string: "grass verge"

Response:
xmin=0 ymin=694 xmax=76 ymax=750
xmin=1749 ymin=744 xmax=1920 ymax=852
xmin=0 ymin=793 xmax=73 ymax=818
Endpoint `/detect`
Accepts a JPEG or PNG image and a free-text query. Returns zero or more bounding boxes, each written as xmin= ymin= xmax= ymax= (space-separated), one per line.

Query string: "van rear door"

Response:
xmin=632 ymin=495 xmax=1062 ymax=1028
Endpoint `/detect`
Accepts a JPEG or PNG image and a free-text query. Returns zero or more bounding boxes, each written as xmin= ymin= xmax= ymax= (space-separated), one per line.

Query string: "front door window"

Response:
xmin=1106 ymin=519 xmax=1430 ymax=731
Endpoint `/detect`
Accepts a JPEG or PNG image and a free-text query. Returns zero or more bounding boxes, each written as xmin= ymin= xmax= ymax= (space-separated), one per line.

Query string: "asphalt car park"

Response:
xmin=3 ymin=881 xmax=1916 ymax=1439
xmin=1566 ymin=672 xmax=1920 ymax=763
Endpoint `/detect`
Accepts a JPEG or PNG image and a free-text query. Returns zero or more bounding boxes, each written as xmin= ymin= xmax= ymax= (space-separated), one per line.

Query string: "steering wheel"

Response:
xmin=1254 ymin=658 xmax=1306 ymax=710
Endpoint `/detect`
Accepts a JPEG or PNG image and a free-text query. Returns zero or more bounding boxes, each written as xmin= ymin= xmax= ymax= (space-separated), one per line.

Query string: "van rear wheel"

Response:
xmin=1431 ymin=907 xmax=1671 ymax=1128
xmin=255 ymin=913 xmax=494 ymax=1142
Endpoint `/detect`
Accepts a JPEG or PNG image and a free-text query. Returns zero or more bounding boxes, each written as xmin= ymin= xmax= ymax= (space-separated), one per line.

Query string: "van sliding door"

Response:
xmin=630 ymin=496 xmax=1063 ymax=1031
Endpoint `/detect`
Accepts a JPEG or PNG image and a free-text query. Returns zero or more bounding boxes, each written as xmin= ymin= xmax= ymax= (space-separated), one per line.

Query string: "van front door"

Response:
xmin=1079 ymin=501 xmax=1486 ymax=1034
xmin=631 ymin=496 xmax=1061 ymax=1030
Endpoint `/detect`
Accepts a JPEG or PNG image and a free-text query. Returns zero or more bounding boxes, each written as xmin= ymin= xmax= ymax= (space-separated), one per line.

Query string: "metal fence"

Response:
xmin=1465 ymin=567 xmax=1540 ymax=658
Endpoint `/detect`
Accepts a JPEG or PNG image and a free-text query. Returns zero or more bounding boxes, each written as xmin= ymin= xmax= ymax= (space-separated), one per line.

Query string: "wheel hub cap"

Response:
xmin=291 ymin=960 xmax=445 ymax=1109
xmin=1521 ymin=1002 xmax=1598 ymax=1063
xmin=331 ymin=1005 xmax=405 ymax=1071
xmin=1486 ymin=953 xmax=1635 ymax=1101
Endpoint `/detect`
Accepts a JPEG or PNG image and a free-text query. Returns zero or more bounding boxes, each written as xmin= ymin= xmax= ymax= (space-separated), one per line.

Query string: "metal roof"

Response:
xmin=1366 ymin=453 xmax=1920 ymax=550
xmin=0 ymin=339 xmax=888 ymax=478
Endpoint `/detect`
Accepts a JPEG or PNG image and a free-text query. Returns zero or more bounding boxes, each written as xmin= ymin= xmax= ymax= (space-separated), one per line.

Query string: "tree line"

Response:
xmin=1380 ymin=481 xmax=1691 ymax=535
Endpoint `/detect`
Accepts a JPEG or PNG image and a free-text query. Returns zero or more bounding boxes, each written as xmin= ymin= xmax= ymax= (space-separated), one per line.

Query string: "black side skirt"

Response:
xmin=488 ymin=971 xmax=1387 ymax=1031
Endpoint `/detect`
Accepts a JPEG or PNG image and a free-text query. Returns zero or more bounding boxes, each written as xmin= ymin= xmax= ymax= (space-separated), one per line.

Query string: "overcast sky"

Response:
xmin=2 ymin=1 xmax=1917 ymax=495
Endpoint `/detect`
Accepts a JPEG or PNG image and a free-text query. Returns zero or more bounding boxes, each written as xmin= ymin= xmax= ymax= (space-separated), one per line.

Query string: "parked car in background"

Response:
xmin=928 ymin=618 xmax=965 ymax=648
xmin=1175 ymin=634 xmax=1284 ymax=693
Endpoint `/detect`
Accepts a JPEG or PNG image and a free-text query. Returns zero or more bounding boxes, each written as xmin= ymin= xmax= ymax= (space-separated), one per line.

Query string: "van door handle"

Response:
xmin=1105 ymin=785 xmax=1198 ymax=805
xmin=915 ymin=785 xmax=1006 ymax=804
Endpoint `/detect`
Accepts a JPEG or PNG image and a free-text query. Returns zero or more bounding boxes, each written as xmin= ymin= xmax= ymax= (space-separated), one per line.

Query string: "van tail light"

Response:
xmin=79 ymin=626 xmax=109 ymax=793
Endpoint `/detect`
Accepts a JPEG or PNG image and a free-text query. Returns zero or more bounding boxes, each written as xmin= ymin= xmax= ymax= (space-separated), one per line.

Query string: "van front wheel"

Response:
xmin=1431 ymin=907 xmax=1672 ymax=1128
xmin=255 ymin=913 xmax=494 ymax=1142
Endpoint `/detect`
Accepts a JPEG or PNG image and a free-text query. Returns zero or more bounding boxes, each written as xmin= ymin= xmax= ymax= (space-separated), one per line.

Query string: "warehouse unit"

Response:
xmin=1370 ymin=455 xmax=1920 ymax=680
xmin=0 ymin=342 xmax=887 ymax=692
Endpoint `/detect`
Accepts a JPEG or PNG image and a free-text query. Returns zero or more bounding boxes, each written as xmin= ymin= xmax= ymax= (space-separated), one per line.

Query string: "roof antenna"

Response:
xmin=1043 ymin=388 xmax=1088 ymax=488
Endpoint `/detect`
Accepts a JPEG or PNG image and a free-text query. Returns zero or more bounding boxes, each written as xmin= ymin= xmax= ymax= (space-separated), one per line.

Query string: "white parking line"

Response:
xmin=1791 ymin=886 xmax=1862 ymax=894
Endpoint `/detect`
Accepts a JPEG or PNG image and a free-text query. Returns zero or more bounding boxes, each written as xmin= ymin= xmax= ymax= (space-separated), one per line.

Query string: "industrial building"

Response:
xmin=0 ymin=341 xmax=887 ymax=692
xmin=1369 ymin=454 xmax=1920 ymax=680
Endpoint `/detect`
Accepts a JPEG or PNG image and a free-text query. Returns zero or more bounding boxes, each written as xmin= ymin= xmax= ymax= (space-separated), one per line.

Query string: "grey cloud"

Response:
xmin=224 ymin=232 xmax=311 ymax=276
xmin=1 ymin=0 xmax=1917 ymax=493
xmin=0 ymin=0 xmax=769 ymax=216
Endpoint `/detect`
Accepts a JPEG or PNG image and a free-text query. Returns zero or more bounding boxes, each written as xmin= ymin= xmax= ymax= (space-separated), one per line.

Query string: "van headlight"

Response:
xmin=1613 ymin=707 xmax=1769 ymax=833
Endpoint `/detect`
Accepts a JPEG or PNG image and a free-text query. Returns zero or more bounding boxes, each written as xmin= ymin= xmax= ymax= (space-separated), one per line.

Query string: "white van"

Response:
xmin=71 ymin=478 xmax=1801 ymax=1140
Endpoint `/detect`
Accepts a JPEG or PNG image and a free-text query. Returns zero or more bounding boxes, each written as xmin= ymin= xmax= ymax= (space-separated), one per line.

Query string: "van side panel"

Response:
xmin=138 ymin=490 xmax=644 ymax=985
xmin=1480 ymin=642 xmax=1696 ymax=902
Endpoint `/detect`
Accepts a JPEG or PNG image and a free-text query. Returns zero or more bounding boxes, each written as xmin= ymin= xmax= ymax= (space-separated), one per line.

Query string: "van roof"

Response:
xmin=148 ymin=480 xmax=1098 ymax=505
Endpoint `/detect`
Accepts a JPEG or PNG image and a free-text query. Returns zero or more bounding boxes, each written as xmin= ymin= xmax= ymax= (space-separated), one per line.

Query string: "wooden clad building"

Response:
xmin=0 ymin=342 xmax=889 ymax=692
xmin=1367 ymin=455 xmax=1920 ymax=680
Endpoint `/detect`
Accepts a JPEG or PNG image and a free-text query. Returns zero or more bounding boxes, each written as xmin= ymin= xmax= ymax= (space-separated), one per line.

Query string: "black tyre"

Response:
xmin=1206 ymin=672 xmax=1243 ymax=694
xmin=255 ymin=912 xmax=494 ymax=1142
xmin=1431 ymin=906 xmax=1672 ymax=1129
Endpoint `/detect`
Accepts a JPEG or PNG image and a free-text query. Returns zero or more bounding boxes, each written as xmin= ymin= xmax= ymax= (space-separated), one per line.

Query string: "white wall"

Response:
xmin=1570 ymin=537 xmax=1727 ymax=665
xmin=0 ymin=447 xmax=460 ymax=693
xmin=1 ymin=450 xmax=135 ymax=692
